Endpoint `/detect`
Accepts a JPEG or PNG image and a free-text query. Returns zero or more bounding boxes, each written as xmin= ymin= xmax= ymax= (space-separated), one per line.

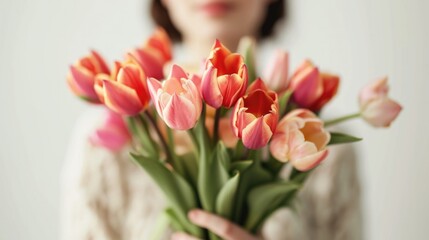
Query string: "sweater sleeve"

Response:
xmin=60 ymin=108 xmax=169 ymax=240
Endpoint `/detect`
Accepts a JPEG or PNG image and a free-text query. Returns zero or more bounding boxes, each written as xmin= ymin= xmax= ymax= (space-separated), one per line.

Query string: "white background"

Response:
xmin=1 ymin=0 xmax=428 ymax=239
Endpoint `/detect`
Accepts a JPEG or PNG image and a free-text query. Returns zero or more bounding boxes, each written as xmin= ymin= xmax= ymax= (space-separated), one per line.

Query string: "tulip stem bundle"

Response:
xmin=67 ymin=30 xmax=402 ymax=239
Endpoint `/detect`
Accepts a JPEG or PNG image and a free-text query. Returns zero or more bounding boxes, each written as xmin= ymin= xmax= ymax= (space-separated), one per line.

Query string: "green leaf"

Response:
xmin=131 ymin=153 xmax=203 ymax=237
xmin=198 ymin=142 xmax=230 ymax=211
xmin=237 ymin=37 xmax=257 ymax=84
xmin=245 ymin=181 xmax=300 ymax=232
xmin=176 ymin=153 xmax=198 ymax=188
xmin=233 ymin=159 xmax=273 ymax=223
xmin=215 ymin=172 xmax=240 ymax=219
xmin=127 ymin=117 xmax=159 ymax=159
xmin=328 ymin=132 xmax=363 ymax=145
xmin=279 ymin=90 xmax=293 ymax=116
xmin=230 ymin=160 xmax=253 ymax=172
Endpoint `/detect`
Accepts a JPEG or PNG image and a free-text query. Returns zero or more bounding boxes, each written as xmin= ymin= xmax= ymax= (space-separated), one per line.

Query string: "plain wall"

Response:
xmin=1 ymin=0 xmax=428 ymax=239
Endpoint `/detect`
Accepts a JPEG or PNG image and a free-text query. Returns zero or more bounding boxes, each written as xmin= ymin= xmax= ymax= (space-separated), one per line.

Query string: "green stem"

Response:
xmin=324 ymin=112 xmax=361 ymax=127
xmin=213 ymin=108 xmax=221 ymax=145
xmin=143 ymin=111 xmax=174 ymax=162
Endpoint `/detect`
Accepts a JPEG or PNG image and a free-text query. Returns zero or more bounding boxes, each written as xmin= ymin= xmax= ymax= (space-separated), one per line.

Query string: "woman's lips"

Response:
xmin=199 ymin=2 xmax=233 ymax=17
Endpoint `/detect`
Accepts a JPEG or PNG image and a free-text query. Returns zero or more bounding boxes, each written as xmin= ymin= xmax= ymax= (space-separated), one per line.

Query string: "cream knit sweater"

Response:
xmin=61 ymin=108 xmax=362 ymax=240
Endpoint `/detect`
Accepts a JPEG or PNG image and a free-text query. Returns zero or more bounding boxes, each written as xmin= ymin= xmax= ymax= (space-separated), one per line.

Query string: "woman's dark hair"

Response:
xmin=150 ymin=0 xmax=286 ymax=42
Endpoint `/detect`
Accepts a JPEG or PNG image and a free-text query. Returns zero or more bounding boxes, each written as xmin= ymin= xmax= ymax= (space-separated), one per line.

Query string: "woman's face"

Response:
xmin=161 ymin=0 xmax=271 ymax=43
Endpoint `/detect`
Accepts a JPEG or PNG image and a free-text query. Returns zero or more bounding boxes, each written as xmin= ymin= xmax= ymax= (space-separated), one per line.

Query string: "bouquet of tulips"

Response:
xmin=67 ymin=28 xmax=402 ymax=239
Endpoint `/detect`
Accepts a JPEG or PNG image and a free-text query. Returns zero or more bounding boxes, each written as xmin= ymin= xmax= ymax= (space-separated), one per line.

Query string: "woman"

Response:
xmin=62 ymin=0 xmax=362 ymax=239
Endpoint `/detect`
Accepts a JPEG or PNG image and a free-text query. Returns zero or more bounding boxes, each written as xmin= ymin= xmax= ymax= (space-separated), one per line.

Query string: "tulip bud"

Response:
xmin=231 ymin=79 xmax=279 ymax=149
xmin=201 ymin=40 xmax=248 ymax=109
xmin=359 ymin=77 xmax=402 ymax=127
xmin=263 ymin=50 xmax=289 ymax=91
xmin=288 ymin=60 xmax=339 ymax=112
xmin=102 ymin=63 xmax=150 ymax=116
xmin=128 ymin=28 xmax=172 ymax=79
xmin=148 ymin=65 xmax=202 ymax=130
xmin=90 ymin=109 xmax=131 ymax=151
xmin=67 ymin=50 xmax=110 ymax=103
xmin=270 ymin=109 xmax=330 ymax=171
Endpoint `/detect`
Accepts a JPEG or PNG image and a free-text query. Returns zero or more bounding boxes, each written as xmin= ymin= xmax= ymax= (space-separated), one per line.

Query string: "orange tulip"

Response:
xmin=288 ymin=60 xmax=339 ymax=112
xmin=270 ymin=109 xmax=330 ymax=171
xmin=67 ymin=50 xmax=109 ymax=103
xmin=359 ymin=77 xmax=402 ymax=127
xmin=102 ymin=63 xmax=150 ymax=116
xmin=201 ymin=40 xmax=248 ymax=109
xmin=128 ymin=28 xmax=172 ymax=79
xmin=231 ymin=79 xmax=279 ymax=149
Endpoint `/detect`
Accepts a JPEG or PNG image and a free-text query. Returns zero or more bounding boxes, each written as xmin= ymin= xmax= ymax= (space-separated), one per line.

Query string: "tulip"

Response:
xmin=90 ymin=109 xmax=131 ymax=151
xmin=270 ymin=109 xmax=330 ymax=171
xmin=359 ymin=77 xmax=402 ymax=127
xmin=102 ymin=63 xmax=150 ymax=116
xmin=288 ymin=60 xmax=340 ymax=112
xmin=231 ymin=79 xmax=279 ymax=149
xmin=67 ymin=50 xmax=110 ymax=103
xmin=201 ymin=40 xmax=248 ymax=109
xmin=128 ymin=28 xmax=172 ymax=79
xmin=148 ymin=65 xmax=202 ymax=130
xmin=263 ymin=50 xmax=289 ymax=91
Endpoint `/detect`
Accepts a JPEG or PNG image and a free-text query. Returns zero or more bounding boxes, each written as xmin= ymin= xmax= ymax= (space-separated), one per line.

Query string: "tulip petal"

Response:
xmin=361 ymin=97 xmax=402 ymax=127
xmin=69 ymin=66 xmax=98 ymax=100
xmin=103 ymin=80 xmax=143 ymax=115
xmin=130 ymin=48 xmax=164 ymax=79
xmin=202 ymin=65 xmax=223 ymax=108
xmin=90 ymin=50 xmax=110 ymax=74
xmin=269 ymin=133 xmax=290 ymax=162
xmin=292 ymin=149 xmax=328 ymax=171
xmin=170 ymin=64 xmax=188 ymax=80
xmin=163 ymin=93 xmax=197 ymax=130
xmin=242 ymin=117 xmax=273 ymax=149
xmin=291 ymin=66 xmax=323 ymax=108
xmin=310 ymin=73 xmax=340 ymax=111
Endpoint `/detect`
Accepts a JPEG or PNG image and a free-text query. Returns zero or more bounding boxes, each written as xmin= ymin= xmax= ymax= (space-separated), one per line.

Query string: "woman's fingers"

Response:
xmin=187 ymin=209 xmax=258 ymax=240
xmin=171 ymin=232 xmax=202 ymax=240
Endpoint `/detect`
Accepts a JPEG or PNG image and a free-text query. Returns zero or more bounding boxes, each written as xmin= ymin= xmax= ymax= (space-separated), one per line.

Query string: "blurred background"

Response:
xmin=1 ymin=0 xmax=428 ymax=239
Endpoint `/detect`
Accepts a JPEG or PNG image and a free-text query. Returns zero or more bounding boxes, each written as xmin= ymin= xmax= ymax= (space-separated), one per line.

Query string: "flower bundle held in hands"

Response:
xmin=67 ymin=29 xmax=402 ymax=239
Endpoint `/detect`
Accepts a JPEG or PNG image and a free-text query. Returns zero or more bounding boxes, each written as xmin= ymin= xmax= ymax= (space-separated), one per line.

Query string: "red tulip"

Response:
xmin=67 ymin=50 xmax=110 ymax=103
xmin=288 ymin=60 xmax=339 ymax=112
xmin=148 ymin=65 xmax=202 ymax=130
xmin=231 ymin=79 xmax=279 ymax=149
xmin=270 ymin=109 xmax=330 ymax=171
xmin=201 ymin=40 xmax=248 ymax=109
xmin=102 ymin=63 xmax=150 ymax=116
xmin=359 ymin=77 xmax=402 ymax=127
xmin=128 ymin=28 xmax=172 ymax=79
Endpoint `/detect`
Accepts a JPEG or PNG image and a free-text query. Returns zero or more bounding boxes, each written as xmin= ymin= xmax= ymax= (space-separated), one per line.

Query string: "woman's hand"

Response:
xmin=171 ymin=209 xmax=260 ymax=240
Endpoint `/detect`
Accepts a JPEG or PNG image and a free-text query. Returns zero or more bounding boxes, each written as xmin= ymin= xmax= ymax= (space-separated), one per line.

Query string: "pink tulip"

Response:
xmin=148 ymin=65 xmax=202 ymax=130
xmin=201 ymin=40 xmax=248 ymax=109
xmin=263 ymin=50 xmax=289 ymax=91
xmin=128 ymin=28 xmax=172 ymax=79
xmin=288 ymin=60 xmax=340 ymax=112
xmin=90 ymin=109 xmax=131 ymax=151
xmin=231 ymin=79 xmax=279 ymax=149
xmin=270 ymin=109 xmax=330 ymax=171
xmin=102 ymin=63 xmax=150 ymax=116
xmin=67 ymin=50 xmax=110 ymax=103
xmin=359 ymin=77 xmax=402 ymax=127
